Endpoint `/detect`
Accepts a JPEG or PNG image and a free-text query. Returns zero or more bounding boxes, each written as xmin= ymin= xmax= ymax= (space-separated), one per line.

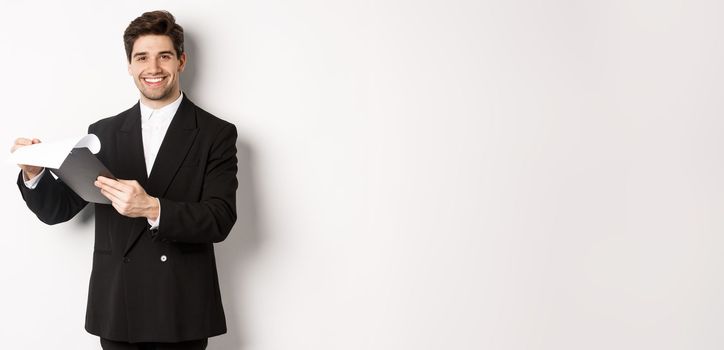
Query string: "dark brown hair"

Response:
xmin=123 ymin=10 xmax=184 ymax=62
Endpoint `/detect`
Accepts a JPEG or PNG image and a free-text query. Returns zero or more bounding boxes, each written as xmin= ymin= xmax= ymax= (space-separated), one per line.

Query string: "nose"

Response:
xmin=147 ymin=57 xmax=162 ymax=73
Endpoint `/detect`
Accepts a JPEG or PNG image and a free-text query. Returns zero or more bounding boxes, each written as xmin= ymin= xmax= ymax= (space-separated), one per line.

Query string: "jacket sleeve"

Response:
xmin=17 ymin=169 xmax=89 ymax=225
xmin=153 ymin=124 xmax=238 ymax=243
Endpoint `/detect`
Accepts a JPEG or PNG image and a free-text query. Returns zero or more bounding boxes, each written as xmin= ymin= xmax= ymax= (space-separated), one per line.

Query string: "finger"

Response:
xmin=95 ymin=178 xmax=128 ymax=198
xmin=11 ymin=138 xmax=42 ymax=154
xmin=97 ymin=183 xmax=127 ymax=201
xmin=110 ymin=201 xmax=126 ymax=216
xmin=98 ymin=188 xmax=114 ymax=201
xmin=11 ymin=138 xmax=31 ymax=152
xmin=110 ymin=198 xmax=135 ymax=217
xmin=117 ymin=179 xmax=138 ymax=185
xmin=96 ymin=176 xmax=131 ymax=192
xmin=14 ymin=138 xmax=32 ymax=146
xmin=117 ymin=179 xmax=141 ymax=190
xmin=100 ymin=187 xmax=124 ymax=204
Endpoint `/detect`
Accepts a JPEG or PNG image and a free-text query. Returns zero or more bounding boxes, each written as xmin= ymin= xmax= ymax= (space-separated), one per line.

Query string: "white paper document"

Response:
xmin=9 ymin=134 xmax=101 ymax=169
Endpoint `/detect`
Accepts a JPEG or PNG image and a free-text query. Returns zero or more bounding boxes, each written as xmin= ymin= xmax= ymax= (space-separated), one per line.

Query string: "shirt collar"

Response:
xmin=139 ymin=92 xmax=184 ymax=121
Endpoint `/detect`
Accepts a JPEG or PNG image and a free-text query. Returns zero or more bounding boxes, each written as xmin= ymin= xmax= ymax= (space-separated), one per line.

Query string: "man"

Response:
xmin=12 ymin=10 xmax=237 ymax=350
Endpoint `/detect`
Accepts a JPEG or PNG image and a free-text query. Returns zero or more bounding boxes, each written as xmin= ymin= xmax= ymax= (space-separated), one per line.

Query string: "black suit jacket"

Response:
xmin=17 ymin=96 xmax=238 ymax=343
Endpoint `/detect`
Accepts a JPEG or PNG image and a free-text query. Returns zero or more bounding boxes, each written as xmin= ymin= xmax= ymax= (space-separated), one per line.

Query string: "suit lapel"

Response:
xmin=146 ymin=96 xmax=199 ymax=197
xmin=115 ymin=103 xmax=148 ymax=186
xmin=123 ymin=96 xmax=198 ymax=256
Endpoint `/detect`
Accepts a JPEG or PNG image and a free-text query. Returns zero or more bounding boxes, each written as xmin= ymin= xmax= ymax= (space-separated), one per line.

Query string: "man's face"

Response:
xmin=128 ymin=35 xmax=186 ymax=108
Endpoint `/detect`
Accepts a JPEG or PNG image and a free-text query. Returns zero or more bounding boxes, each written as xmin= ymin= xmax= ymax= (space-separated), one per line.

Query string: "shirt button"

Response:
xmin=160 ymin=255 xmax=167 ymax=262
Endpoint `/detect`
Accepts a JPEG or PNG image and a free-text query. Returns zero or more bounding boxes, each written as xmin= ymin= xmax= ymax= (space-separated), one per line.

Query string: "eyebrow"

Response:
xmin=132 ymin=51 xmax=176 ymax=58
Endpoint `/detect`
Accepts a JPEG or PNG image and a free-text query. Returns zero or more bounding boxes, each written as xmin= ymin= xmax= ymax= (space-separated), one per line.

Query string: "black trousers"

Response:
xmin=100 ymin=338 xmax=208 ymax=350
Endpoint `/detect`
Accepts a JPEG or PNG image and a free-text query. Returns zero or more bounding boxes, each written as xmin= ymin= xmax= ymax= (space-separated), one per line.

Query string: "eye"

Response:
xmin=135 ymin=56 xmax=147 ymax=62
xmin=160 ymin=54 xmax=172 ymax=60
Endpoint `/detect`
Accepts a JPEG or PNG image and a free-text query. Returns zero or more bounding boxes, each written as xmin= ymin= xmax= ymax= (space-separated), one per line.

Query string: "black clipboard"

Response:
xmin=49 ymin=147 xmax=115 ymax=204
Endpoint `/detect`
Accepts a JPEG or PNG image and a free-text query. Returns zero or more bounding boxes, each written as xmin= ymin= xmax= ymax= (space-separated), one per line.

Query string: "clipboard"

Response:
xmin=9 ymin=134 xmax=115 ymax=204
xmin=49 ymin=147 xmax=115 ymax=204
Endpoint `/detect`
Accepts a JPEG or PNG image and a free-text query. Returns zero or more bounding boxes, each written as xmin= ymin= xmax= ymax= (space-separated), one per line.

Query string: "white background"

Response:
xmin=1 ymin=0 xmax=723 ymax=349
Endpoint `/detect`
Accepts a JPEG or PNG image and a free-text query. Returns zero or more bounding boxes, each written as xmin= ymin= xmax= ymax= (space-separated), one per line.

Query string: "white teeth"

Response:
xmin=144 ymin=77 xmax=163 ymax=83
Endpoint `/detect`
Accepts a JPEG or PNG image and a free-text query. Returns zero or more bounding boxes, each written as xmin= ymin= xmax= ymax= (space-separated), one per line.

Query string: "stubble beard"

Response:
xmin=141 ymin=84 xmax=175 ymax=101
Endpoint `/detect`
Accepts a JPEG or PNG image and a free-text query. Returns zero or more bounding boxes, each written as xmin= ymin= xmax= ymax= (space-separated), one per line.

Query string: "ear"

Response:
xmin=127 ymin=60 xmax=133 ymax=76
xmin=178 ymin=52 xmax=187 ymax=73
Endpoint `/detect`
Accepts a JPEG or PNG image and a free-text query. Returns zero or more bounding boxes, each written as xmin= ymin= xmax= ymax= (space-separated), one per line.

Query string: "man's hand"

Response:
xmin=95 ymin=176 xmax=159 ymax=220
xmin=11 ymin=138 xmax=44 ymax=180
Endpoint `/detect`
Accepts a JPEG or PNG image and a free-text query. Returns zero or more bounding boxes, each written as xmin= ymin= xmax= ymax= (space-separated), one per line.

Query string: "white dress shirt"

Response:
xmin=140 ymin=92 xmax=183 ymax=177
xmin=23 ymin=92 xmax=184 ymax=229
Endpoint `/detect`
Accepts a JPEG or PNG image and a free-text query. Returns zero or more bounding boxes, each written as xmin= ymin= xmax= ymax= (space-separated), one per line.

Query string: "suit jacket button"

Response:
xmin=160 ymin=255 xmax=167 ymax=262
xmin=123 ymin=257 xmax=131 ymax=263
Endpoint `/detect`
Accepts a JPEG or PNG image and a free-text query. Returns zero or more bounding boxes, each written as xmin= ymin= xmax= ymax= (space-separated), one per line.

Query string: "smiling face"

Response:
xmin=128 ymin=34 xmax=186 ymax=109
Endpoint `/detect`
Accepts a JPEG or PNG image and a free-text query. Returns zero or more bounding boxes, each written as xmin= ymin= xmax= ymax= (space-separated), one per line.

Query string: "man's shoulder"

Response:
xmin=189 ymin=100 xmax=235 ymax=130
xmin=183 ymin=98 xmax=236 ymax=141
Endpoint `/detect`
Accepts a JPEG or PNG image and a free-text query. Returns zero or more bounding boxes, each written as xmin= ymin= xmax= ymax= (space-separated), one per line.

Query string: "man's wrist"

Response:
xmin=23 ymin=168 xmax=42 ymax=181
xmin=146 ymin=196 xmax=160 ymax=221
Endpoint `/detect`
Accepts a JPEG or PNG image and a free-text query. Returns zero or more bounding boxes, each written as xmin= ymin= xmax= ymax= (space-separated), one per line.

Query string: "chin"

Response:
xmin=142 ymin=89 xmax=171 ymax=101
